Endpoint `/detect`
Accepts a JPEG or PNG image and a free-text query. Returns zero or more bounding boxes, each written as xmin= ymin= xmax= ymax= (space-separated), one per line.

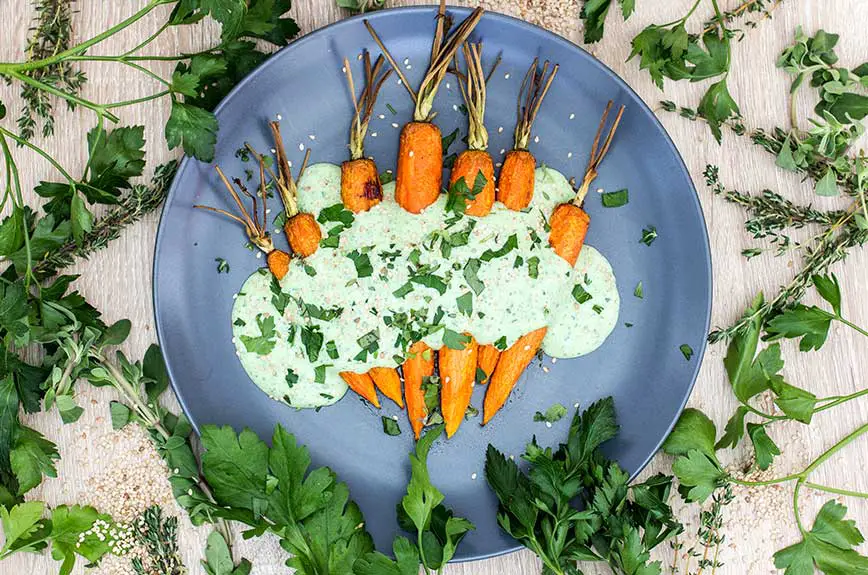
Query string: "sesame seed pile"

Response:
xmin=477 ymin=0 xmax=582 ymax=42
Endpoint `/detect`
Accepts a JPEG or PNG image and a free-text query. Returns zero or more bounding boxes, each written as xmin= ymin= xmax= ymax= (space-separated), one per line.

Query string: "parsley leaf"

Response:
xmin=239 ymin=314 xmax=276 ymax=355
xmin=640 ymin=225 xmax=657 ymax=246
xmin=381 ymin=417 xmax=401 ymax=436
xmin=456 ymin=292 xmax=473 ymax=317
xmin=442 ymin=329 xmax=471 ymax=350
xmin=480 ymin=234 xmax=518 ymax=261
xmin=346 ymin=249 xmax=373 ymax=278
xmin=463 ymin=259 xmax=485 ymax=295
xmin=533 ymin=403 xmax=567 ymax=423
xmin=572 ymin=284 xmax=593 ymax=304
xmin=165 ymin=100 xmax=219 ymax=162
xmin=445 ymin=172 xmax=487 ymax=216
xmin=601 ymin=189 xmax=629 ymax=207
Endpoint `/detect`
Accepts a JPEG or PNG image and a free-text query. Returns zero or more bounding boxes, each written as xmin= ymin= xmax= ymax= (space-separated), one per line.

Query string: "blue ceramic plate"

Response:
xmin=153 ymin=6 xmax=711 ymax=562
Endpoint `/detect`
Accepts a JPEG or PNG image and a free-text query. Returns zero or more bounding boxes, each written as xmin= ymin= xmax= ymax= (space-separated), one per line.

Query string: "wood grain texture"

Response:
xmin=2 ymin=1 xmax=867 ymax=573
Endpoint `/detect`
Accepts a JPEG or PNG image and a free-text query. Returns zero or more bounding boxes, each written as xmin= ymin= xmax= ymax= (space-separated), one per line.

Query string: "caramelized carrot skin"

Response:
xmin=403 ymin=342 xmax=434 ymax=439
xmin=396 ymin=122 xmax=442 ymax=213
xmin=548 ymin=203 xmax=590 ymax=267
xmin=477 ymin=344 xmax=500 ymax=385
xmin=341 ymin=158 xmax=383 ymax=213
xmin=450 ymin=150 xmax=495 ymax=216
xmin=370 ymin=367 xmax=403 ymax=408
xmin=439 ymin=334 xmax=479 ymax=438
xmin=340 ymin=371 xmax=380 ymax=408
xmin=266 ymin=249 xmax=290 ymax=280
xmin=483 ymin=328 xmax=546 ymax=424
xmin=496 ymin=150 xmax=536 ymax=211
xmin=285 ymin=212 xmax=321 ymax=258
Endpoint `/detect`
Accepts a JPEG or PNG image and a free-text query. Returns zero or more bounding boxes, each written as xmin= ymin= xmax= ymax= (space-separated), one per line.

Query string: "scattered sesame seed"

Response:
xmin=391 ymin=122 xmax=399 ymax=128
xmin=444 ymin=376 xmax=451 ymax=383
xmin=371 ymin=132 xmax=378 ymax=137
xmin=545 ymin=422 xmax=552 ymax=428
xmin=552 ymin=358 xmax=558 ymax=363
xmin=499 ymin=148 xmax=505 ymax=154
xmin=569 ymin=113 xmax=575 ymax=120
xmin=308 ymin=134 xmax=316 ymax=140
xmin=453 ymin=104 xmax=459 ymax=111
xmin=446 ymin=82 xmax=451 ymax=89
xmin=341 ymin=66 xmax=346 ymax=73
xmin=406 ymin=64 xmax=412 ymax=70
xmin=504 ymin=73 xmax=510 ymax=79
xmin=256 ymin=252 xmax=262 ymax=259
xmin=524 ymin=345 xmax=531 ymax=351
xmin=497 ymin=126 xmax=504 ymax=133
xmin=378 ymin=114 xmax=385 ymax=119
xmin=358 ymin=53 xmax=363 ymax=60
xmin=534 ymin=135 xmax=540 ymax=143
xmin=542 ymin=366 xmax=550 ymax=373
xmin=277 ymin=114 xmax=282 ymax=120
xmin=397 ymin=78 xmax=402 ymax=85
xmin=567 ymin=152 xmax=573 ymax=158
xmin=409 ymin=150 xmax=414 ymax=157
xmin=299 ymin=143 xmax=305 ymax=151
xmin=403 ymin=58 xmax=410 ymax=65
xmin=574 ymin=402 xmax=580 ymax=408
xmin=392 ymin=415 xmax=399 ymax=421
xmin=495 ymin=162 xmax=502 ymax=167
xmin=270 ymin=148 xmax=277 ymax=154
xmin=471 ymin=472 xmax=478 ymax=480
xmin=596 ymin=187 xmax=604 ymax=194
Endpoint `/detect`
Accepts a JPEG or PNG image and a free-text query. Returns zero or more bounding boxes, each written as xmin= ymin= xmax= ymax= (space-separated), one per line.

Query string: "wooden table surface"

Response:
xmin=2 ymin=1 xmax=867 ymax=573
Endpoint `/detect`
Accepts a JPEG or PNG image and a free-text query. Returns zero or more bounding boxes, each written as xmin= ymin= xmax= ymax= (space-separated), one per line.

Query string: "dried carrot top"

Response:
xmin=573 ymin=101 xmax=625 ymax=206
xmin=455 ymin=42 xmax=488 ymax=151
xmin=366 ymin=1 xmax=483 ymax=122
xmin=343 ymin=52 xmax=392 ymax=161
xmin=513 ymin=58 xmax=559 ymax=151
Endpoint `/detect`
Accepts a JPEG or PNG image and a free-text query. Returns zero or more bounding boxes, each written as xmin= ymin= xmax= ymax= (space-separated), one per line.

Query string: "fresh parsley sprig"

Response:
xmin=486 ymin=397 xmax=681 ymax=575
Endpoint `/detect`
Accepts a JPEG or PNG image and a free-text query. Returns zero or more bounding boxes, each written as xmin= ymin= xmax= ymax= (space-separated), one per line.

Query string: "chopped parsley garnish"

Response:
xmin=386 ymin=102 xmax=397 ymax=115
xmin=240 ymin=314 xmax=276 ymax=355
xmin=302 ymin=262 xmax=317 ymax=277
xmin=393 ymin=282 xmax=414 ymax=298
xmin=481 ymin=234 xmax=518 ymax=261
xmin=601 ymin=188 xmax=629 ymax=208
xmin=270 ymin=276 xmax=292 ymax=314
xmin=475 ymin=368 xmax=487 ymax=385
xmin=432 ymin=306 xmax=445 ymax=325
xmin=314 ymin=364 xmax=330 ymax=384
xmin=317 ymin=203 xmax=354 ymax=248
xmin=285 ymin=368 xmax=298 ymax=388
xmin=513 ymin=255 xmax=524 ymax=268
xmin=528 ymin=228 xmax=542 ymax=249
xmin=465 ymin=405 xmax=479 ymax=420
xmin=572 ymin=284 xmax=593 ymax=304
xmin=379 ymin=248 xmax=402 ymax=263
xmin=325 ymin=340 xmax=339 ymax=360
xmin=346 ymin=249 xmax=373 ymax=278
xmin=527 ymin=256 xmax=540 ymax=279
xmin=233 ymin=318 xmax=246 ymax=327
xmin=287 ymin=324 xmax=297 ymax=344
xmin=533 ymin=403 xmax=568 ymax=423
xmin=493 ymin=336 xmax=508 ymax=351
xmin=445 ymin=172 xmax=487 ymax=215
xmin=640 ymin=225 xmax=658 ymax=246
xmin=410 ymin=273 xmax=448 ymax=295
xmin=379 ymin=170 xmax=394 ymax=185
xmin=456 ymin=292 xmax=473 ymax=316
xmin=463 ymin=258 xmax=485 ymax=295
xmin=300 ymin=325 xmax=324 ymax=362
xmin=215 ymin=257 xmax=230 ymax=273
xmin=680 ymin=344 xmax=694 ymax=361
xmin=634 ymin=281 xmax=644 ymax=299
xmin=442 ymin=127 xmax=459 ymax=151
xmin=442 ymin=329 xmax=471 ymax=350
xmin=354 ymin=329 xmax=380 ymax=361
xmin=303 ymin=303 xmax=343 ymax=321
xmin=625 ymin=322 xmax=634 ymax=328
xmin=320 ymin=393 xmax=334 ymax=400
xmin=592 ymin=304 xmax=604 ymax=314
xmin=381 ymin=416 xmax=401 ymax=436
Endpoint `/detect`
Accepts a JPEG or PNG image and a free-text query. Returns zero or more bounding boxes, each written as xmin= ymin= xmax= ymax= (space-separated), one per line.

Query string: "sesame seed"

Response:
xmin=569 ymin=113 xmax=575 ymax=120
xmin=552 ymin=358 xmax=558 ymax=363
xmin=545 ymin=422 xmax=552 ymax=428
xmin=392 ymin=415 xmax=399 ymax=421
xmin=358 ymin=53 xmax=363 ymax=60
xmin=371 ymin=132 xmax=377 ymax=137
xmin=391 ymin=122 xmax=399 ymax=128
xmin=299 ymin=143 xmax=305 ymax=151
xmin=397 ymin=78 xmax=402 ymax=85
xmin=444 ymin=376 xmax=450 ymax=383
xmin=574 ymin=402 xmax=579 ymax=408
xmin=256 ymin=252 xmax=262 ymax=259
xmin=524 ymin=345 xmax=531 ymax=351
xmin=499 ymin=148 xmax=505 ymax=154
xmin=534 ymin=135 xmax=540 ymax=143
xmin=471 ymin=472 xmax=478 ymax=480
xmin=378 ymin=114 xmax=385 ymax=119
xmin=504 ymin=73 xmax=510 ymax=79
xmin=446 ymin=82 xmax=451 ymax=89
xmin=270 ymin=148 xmax=277 ymax=154
xmin=403 ymin=58 xmax=409 ymax=65
xmin=596 ymin=187 xmax=604 ymax=194
xmin=406 ymin=64 xmax=412 ymax=69
xmin=341 ymin=66 xmax=346 ymax=73
xmin=497 ymin=126 xmax=504 ymax=133
xmin=495 ymin=162 xmax=502 ymax=167
xmin=308 ymin=134 xmax=316 ymax=140
xmin=567 ymin=152 xmax=573 ymax=158
xmin=277 ymin=114 xmax=282 ymax=120
xmin=542 ymin=366 xmax=550 ymax=373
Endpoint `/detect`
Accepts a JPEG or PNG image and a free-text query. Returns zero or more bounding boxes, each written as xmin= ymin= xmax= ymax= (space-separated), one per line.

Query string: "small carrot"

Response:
xmin=341 ymin=52 xmax=392 ymax=214
xmin=497 ymin=58 xmax=558 ymax=211
xmin=267 ymin=122 xmax=321 ymax=257
xmin=366 ymin=2 xmax=483 ymax=213
xmin=483 ymin=102 xmax=625 ymax=424
xmin=439 ymin=333 xmax=479 ymax=437
xmin=370 ymin=366 xmax=403 ymax=408
xmin=194 ymin=161 xmax=290 ymax=279
xmin=402 ymin=341 xmax=434 ymax=439
xmin=450 ymin=42 xmax=494 ymax=217
xmin=340 ymin=371 xmax=380 ymax=408
xmin=476 ymin=344 xmax=500 ymax=385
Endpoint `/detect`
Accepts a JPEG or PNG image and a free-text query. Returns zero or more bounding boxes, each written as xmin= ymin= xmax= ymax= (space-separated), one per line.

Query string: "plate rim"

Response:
xmin=152 ymin=5 xmax=713 ymax=563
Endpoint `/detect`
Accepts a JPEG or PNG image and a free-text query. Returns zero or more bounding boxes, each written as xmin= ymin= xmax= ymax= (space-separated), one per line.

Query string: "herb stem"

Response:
xmin=793 ymin=480 xmax=806 ymax=535
xmin=803 ymin=482 xmax=868 ymax=499
xmin=0 ymin=126 xmax=77 ymax=184
xmin=731 ymin=472 xmax=803 ymax=487
xmin=815 ymin=388 xmax=868 ymax=412
xmin=659 ymin=0 xmax=702 ymax=28
xmin=742 ymin=403 xmax=788 ymax=421
xmin=0 ymin=0 xmax=171 ymax=73
xmin=6 ymin=70 xmax=120 ymax=123
xmin=122 ymin=21 xmax=171 ymax=57
xmin=834 ymin=314 xmax=868 ymax=339
xmin=105 ymin=90 xmax=171 ymax=109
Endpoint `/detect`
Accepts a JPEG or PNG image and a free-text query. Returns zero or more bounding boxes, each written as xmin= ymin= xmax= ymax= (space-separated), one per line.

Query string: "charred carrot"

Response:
xmin=477 ymin=344 xmax=500 ymax=385
xmin=403 ymin=341 xmax=434 ymax=439
xmin=497 ymin=58 xmax=558 ymax=211
xmin=366 ymin=2 xmax=483 ymax=213
xmin=450 ymin=42 xmax=495 ymax=216
xmin=483 ymin=102 xmax=625 ymax=424
xmin=340 ymin=371 xmax=380 ymax=408
xmin=267 ymin=122 xmax=321 ymax=257
xmin=341 ymin=52 xmax=392 ymax=213
xmin=439 ymin=333 xmax=479 ymax=437
xmin=370 ymin=366 xmax=403 ymax=408
xmin=194 ymin=162 xmax=290 ymax=279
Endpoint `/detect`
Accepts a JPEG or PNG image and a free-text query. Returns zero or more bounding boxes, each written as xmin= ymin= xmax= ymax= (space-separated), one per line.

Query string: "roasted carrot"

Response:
xmin=403 ymin=341 xmax=434 ymax=439
xmin=483 ymin=102 xmax=625 ymax=424
xmin=450 ymin=42 xmax=495 ymax=216
xmin=366 ymin=2 xmax=483 ymax=213
xmin=483 ymin=328 xmax=546 ymax=424
xmin=340 ymin=371 xmax=380 ymax=408
xmin=341 ymin=53 xmax=392 ymax=213
xmin=476 ymin=344 xmax=500 ymax=385
xmin=370 ymin=366 xmax=403 ymax=408
xmin=194 ymin=162 xmax=290 ymax=279
xmin=267 ymin=122 xmax=321 ymax=257
xmin=439 ymin=333 xmax=479 ymax=437
xmin=497 ymin=58 xmax=558 ymax=211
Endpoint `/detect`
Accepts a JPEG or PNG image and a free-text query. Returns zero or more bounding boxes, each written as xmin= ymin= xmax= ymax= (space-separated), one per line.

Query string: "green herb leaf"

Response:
xmin=442 ymin=329 xmax=471 ymax=350
xmin=813 ymin=273 xmax=842 ymax=315
xmin=381 ymin=417 xmax=401 ymax=436
xmin=572 ymin=284 xmax=593 ymax=304
xmin=346 ymin=249 xmax=373 ymax=278
xmin=165 ymin=101 xmax=219 ymax=162
xmin=634 ymin=281 xmax=643 ymax=299
xmin=747 ymin=423 xmax=780 ymax=470
xmin=526 ymin=256 xmax=540 ymax=279
xmin=601 ymin=189 xmax=629 ymax=208
xmin=533 ymin=403 xmax=567 ymax=424
xmin=662 ymin=408 xmax=718 ymax=461
xmin=815 ymin=169 xmax=839 ymax=196
xmin=671 ymin=449 xmax=727 ymax=503
xmin=300 ymin=325 xmax=323 ymax=362
xmin=480 ymin=234 xmax=518 ymax=262
xmin=640 ymin=225 xmax=657 ymax=246
xmin=767 ymin=305 xmax=832 ymax=352
xmin=456 ymin=292 xmax=473 ymax=317
xmin=239 ymin=314 xmax=276 ymax=355
xmin=715 ymin=406 xmax=748 ymax=450
xmin=679 ymin=344 xmax=693 ymax=361
xmin=215 ymin=257 xmax=230 ymax=273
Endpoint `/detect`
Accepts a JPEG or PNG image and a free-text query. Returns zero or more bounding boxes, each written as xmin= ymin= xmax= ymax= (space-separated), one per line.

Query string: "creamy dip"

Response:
xmin=231 ymin=164 xmax=619 ymax=408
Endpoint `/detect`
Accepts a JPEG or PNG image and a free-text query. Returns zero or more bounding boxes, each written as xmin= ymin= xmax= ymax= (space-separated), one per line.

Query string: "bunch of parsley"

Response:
xmin=485 ymin=397 xmax=681 ymax=575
